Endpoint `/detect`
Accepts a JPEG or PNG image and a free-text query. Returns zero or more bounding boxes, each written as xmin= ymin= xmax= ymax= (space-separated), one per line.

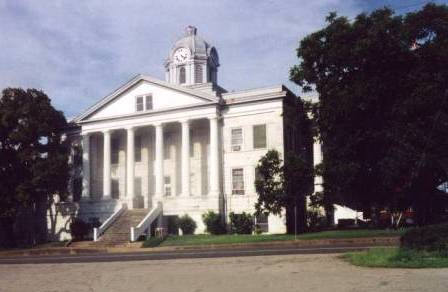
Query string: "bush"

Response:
xmin=70 ymin=218 xmax=90 ymax=241
xmin=401 ymin=223 xmax=448 ymax=252
xmin=178 ymin=214 xmax=197 ymax=235
xmin=229 ymin=212 xmax=254 ymax=234
xmin=202 ymin=211 xmax=226 ymax=235
xmin=307 ymin=210 xmax=327 ymax=232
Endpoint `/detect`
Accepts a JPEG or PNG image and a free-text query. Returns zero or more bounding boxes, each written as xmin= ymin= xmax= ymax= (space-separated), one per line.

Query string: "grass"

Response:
xmin=142 ymin=228 xmax=405 ymax=248
xmin=344 ymin=247 xmax=448 ymax=268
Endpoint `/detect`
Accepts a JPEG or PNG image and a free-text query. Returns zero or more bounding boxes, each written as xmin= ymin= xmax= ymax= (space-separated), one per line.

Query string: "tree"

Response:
xmin=255 ymin=150 xmax=313 ymax=233
xmin=290 ymin=4 xmax=448 ymax=224
xmin=0 ymin=88 xmax=69 ymax=247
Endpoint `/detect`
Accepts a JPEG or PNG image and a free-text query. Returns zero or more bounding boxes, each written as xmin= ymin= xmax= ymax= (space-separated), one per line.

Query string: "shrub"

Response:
xmin=202 ymin=211 xmax=226 ymax=235
xmin=229 ymin=212 xmax=254 ymax=234
xmin=70 ymin=218 xmax=90 ymax=241
xmin=178 ymin=214 xmax=197 ymax=235
xmin=307 ymin=210 xmax=327 ymax=232
xmin=401 ymin=223 xmax=448 ymax=252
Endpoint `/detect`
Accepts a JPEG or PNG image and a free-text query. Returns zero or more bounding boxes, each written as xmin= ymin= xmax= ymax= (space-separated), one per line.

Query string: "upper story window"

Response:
xmin=136 ymin=96 xmax=144 ymax=112
xmin=179 ymin=67 xmax=186 ymax=84
xmin=145 ymin=95 xmax=153 ymax=110
xmin=195 ymin=64 xmax=203 ymax=83
xmin=231 ymin=127 xmax=243 ymax=152
xmin=136 ymin=94 xmax=153 ymax=112
xmin=232 ymin=168 xmax=245 ymax=195
xmin=253 ymin=124 xmax=267 ymax=149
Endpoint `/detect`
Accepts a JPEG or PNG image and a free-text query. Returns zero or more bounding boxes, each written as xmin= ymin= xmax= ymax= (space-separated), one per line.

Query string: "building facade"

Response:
xmin=55 ymin=26 xmax=303 ymax=240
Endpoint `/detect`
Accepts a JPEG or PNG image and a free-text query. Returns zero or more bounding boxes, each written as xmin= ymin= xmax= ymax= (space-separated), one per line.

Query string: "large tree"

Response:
xmin=0 ymin=88 xmax=69 ymax=247
xmin=254 ymin=97 xmax=314 ymax=233
xmin=290 ymin=4 xmax=448 ymax=225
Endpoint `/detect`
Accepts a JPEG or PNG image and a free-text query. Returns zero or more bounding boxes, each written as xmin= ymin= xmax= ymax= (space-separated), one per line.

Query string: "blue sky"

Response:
xmin=1 ymin=0 xmax=446 ymax=118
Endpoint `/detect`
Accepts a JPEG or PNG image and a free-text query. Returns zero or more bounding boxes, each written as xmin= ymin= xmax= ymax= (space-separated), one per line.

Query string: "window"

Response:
xmin=255 ymin=167 xmax=264 ymax=182
xmin=253 ymin=124 xmax=267 ymax=149
xmin=134 ymin=177 xmax=142 ymax=197
xmin=195 ymin=65 xmax=203 ymax=83
xmin=231 ymin=128 xmax=243 ymax=151
xmin=255 ymin=214 xmax=269 ymax=233
xmin=136 ymin=94 xmax=153 ymax=112
xmin=111 ymin=138 xmax=119 ymax=164
xmin=135 ymin=135 xmax=142 ymax=162
xmin=145 ymin=95 xmax=153 ymax=110
xmin=232 ymin=168 xmax=244 ymax=195
xmin=164 ymin=176 xmax=172 ymax=196
xmin=136 ymin=96 xmax=144 ymax=112
xmin=111 ymin=179 xmax=119 ymax=199
xmin=179 ymin=67 xmax=186 ymax=84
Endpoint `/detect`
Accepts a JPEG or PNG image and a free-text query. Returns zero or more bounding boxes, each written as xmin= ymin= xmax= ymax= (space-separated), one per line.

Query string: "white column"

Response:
xmin=126 ymin=127 xmax=135 ymax=208
xmin=181 ymin=119 xmax=191 ymax=197
xmin=103 ymin=130 xmax=111 ymax=199
xmin=209 ymin=116 xmax=220 ymax=196
xmin=154 ymin=123 xmax=164 ymax=198
xmin=81 ymin=133 xmax=90 ymax=200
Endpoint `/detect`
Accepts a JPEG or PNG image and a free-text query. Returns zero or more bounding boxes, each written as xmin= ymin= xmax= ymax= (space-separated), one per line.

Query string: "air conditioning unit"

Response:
xmin=232 ymin=145 xmax=241 ymax=152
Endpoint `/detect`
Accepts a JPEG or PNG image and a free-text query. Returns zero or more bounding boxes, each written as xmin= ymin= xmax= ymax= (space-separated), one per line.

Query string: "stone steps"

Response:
xmin=97 ymin=209 xmax=149 ymax=247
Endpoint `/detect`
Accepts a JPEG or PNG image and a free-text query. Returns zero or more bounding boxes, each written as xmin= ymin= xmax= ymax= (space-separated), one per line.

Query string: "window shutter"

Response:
xmin=145 ymin=95 xmax=153 ymax=110
xmin=136 ymin=96 xmax=144 ymax=111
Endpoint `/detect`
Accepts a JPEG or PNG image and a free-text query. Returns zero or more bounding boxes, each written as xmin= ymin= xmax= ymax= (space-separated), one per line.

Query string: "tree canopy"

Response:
xmin=290 ymin=4 xmax=448 ymax=224
xmin=0 ymin=88 xmax=69 ymax=246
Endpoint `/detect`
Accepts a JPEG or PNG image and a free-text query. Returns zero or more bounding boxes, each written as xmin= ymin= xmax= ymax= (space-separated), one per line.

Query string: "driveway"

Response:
xmin=0 ymin=253 xmax=447 ymax=292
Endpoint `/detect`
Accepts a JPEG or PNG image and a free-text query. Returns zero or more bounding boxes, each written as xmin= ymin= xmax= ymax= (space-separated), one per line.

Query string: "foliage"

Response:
xmin=0 ymin=88 xmax=69 ymax=247
xmin=290 ymin=4 xmax=448 ymax=224
xmin=229 ymin=212 xmax=254 ymax=234
xmin=202 ymin=211 xmax=226 ymax=235
xmin=255 ymin=150 xmax=313 ymax=233
xmin=345 ymin=247 xmax=448 ymax=268
xmin=306 ymin=210 xmax=327 ymax=232
xmin=401 ymin=223 xmax=448 ymax=253
xmin=178 ymin=214 xmax=197 ymax=235
xmin=69 ymin=218 xmax=90 ymax=241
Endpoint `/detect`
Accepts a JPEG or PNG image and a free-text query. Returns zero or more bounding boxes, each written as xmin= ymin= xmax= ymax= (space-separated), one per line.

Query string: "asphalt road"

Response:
xmin=0 ymin=244 xmax=381 ymax=265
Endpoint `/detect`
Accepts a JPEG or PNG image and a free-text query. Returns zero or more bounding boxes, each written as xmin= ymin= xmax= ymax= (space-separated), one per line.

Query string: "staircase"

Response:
xmin=96 ymin=209 xmax=149 ymax=247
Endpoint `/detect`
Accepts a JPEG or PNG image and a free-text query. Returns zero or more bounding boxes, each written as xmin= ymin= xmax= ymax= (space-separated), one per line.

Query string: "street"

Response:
xmin=0 ymin=253 xmax=447 ymax=292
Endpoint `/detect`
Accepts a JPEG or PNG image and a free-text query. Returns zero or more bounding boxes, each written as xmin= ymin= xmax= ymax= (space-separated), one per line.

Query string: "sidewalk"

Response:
xmin=0 ymin=236 xmax=399 ymax=258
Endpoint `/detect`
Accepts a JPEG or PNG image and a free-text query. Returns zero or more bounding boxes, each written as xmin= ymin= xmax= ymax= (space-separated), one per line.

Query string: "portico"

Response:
xmin=80 ymin=113 xmax=221 ymax=211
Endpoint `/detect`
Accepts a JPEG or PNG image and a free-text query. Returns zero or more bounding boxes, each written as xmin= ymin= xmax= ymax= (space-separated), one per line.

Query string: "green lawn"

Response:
xmin=344 ymin=247 xmax=448 ymax=268
xmin=142 ymin=229 xmax=405 ymax=248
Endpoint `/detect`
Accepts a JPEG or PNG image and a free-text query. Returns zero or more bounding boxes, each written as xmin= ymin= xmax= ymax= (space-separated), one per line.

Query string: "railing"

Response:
xmin=130 ymin=202 xmax=162 ymax=242
xmin=93 ymin=206 xmax=125 ymax=241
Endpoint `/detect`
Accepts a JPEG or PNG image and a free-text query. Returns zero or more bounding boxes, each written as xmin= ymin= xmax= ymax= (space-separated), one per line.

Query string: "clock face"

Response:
xmin=173 ymin=48 xmax=190 ymax=64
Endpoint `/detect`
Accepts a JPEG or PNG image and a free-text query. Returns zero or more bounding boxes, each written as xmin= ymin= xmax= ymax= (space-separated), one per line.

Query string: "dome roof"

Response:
xmin=168 ymin=26 xmax=219 ymax=65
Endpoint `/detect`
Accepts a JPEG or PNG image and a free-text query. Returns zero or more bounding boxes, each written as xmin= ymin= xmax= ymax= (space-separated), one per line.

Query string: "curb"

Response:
xmin=0 ymin=236 xmax=400 ymax=257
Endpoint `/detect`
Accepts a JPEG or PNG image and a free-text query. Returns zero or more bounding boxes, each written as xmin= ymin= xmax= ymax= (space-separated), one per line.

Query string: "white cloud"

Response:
xmin=0 ymin=0 xmax=362 ymax=117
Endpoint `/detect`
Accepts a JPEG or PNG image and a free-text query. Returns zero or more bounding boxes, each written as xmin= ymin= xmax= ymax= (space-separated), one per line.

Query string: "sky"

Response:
xmin=1 ymin=0 xmax=447 ymax=118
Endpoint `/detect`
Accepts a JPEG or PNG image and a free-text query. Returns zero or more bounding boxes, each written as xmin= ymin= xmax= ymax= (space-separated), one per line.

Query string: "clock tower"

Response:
xmin=165 ymin=26 xmax=221 ymax=93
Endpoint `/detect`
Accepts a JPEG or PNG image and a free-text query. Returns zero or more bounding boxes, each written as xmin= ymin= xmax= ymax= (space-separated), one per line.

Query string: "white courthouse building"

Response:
xmin=60 ymin=26 xmax=304 ymax=242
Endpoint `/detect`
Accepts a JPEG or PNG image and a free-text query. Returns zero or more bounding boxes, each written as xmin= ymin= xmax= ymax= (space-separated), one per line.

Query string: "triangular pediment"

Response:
xmin=75 ymin=75 xmax=219 ymax=122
